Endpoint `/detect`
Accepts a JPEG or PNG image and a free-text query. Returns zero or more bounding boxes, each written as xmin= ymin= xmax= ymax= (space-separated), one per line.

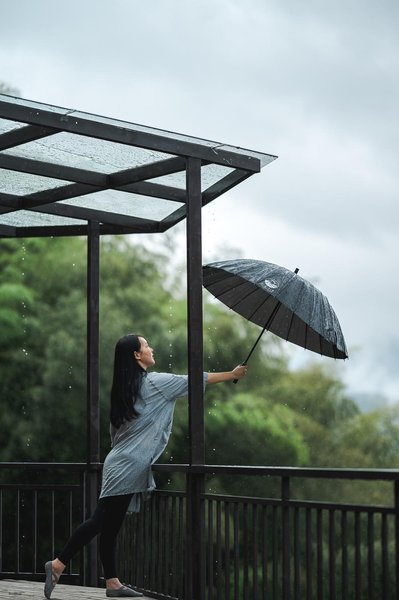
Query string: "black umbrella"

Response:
xmin=203 ymin=259 xmax=348 ymax=375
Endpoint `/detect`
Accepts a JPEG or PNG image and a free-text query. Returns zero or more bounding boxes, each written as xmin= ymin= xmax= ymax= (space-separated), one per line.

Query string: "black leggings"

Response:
xmin=58 ymin=494 xmax=133 ymax=580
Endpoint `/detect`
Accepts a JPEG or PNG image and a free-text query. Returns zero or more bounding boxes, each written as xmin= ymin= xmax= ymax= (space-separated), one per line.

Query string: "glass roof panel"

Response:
xmin=2 ymin=132 xmax=174 ymax=174
xmin=69 ymin=110 xmax=218 ymax=148
xmin=0 ymin=117 xmax=26 ymax=134
xmin=0 ymin=168 xmax=72 ymax=195
xmin=0 ymin=95 xmax=278 ymax=166
xmin=70 ymin=111 xmax=276 ymax=164
xmin=0 ymin=95 xmax=70 ymax=115
xmin=0 ymin=209 xmax=86 ymax=227
xmin=216 ymin=145 xmax=277 ymax=168
xmin=59 ymin=190 xmax=184 ymax=221
xmin=0 ymin=95 xmax=277 ymax=237
xmin=150 ymin=164 xmax=235 ymax=190
xmin=68 ymin=110 xmax=277 ymax=165
xmin=0 ymin=95 xmax=277 ymax=172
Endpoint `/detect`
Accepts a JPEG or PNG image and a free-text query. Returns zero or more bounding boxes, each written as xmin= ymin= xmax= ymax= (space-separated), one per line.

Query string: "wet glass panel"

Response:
xmin=216 ymin=146 xmax=277 ymax=168
xmin=150 ymin=164 xmax=235 ymax=190
xmin=0 ymin=209 xmax=86 ymax=227
xmin=0 ymin=168 xmax=72 ymax=195
xmin=59 ymin=190 xmax=184 ymax=221
xmin=0 ymin=118 xmax=25 ymax=134
xmin=70 ymin=111 xmax=218 ymax=147
xmin=0 ymin=96 xmax=276 ymax=170
xmin=2 ymin=132 xmax=173 ymax=173
xmin=0 ymin=94 xmax=70 ymax=115
xmin=71 ymin=110 xmax=277 ymax=167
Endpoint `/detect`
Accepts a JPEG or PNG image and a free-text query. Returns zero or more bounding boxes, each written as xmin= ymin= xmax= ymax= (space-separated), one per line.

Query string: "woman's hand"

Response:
xmin=232 ymin=364 xmax=248 ymax=380
xmin=207 ymin=365 xmax=248 ymax=384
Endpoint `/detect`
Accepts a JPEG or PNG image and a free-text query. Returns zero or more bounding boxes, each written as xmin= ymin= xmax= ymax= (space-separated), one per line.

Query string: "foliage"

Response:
xmin=0 ymin=235 xmax=397 ymax=504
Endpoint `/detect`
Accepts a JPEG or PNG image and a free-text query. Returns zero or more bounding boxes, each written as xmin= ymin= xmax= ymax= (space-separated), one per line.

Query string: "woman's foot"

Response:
xmin=106 ymin=578 xmax=124 ymax=590
xmin=106 ymin=578 xmax=143 ymax=597
xmin=44 ymin=559 xmax=65 ymax=599
xmin=51 ymin=558 xmax=66 ymax=577
xmin=44 ymin=562 xmax=58 ymax=599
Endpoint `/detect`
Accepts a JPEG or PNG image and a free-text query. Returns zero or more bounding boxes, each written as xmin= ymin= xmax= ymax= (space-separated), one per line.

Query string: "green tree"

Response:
xmin=267 ymin=363 xmax=359 ymax=430
xmin=0 ymin=234 xmax=396 ymax=507
xmin=337 ymin=406 xmax=399 ymax=468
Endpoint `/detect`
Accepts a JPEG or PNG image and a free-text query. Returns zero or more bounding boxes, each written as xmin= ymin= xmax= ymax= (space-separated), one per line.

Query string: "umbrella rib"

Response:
xmin=212 ymin=278 xmax=274 ymax=318
xmin=246 ymin=293 xmax=276 ymax=323
xmin=332 ymin=340 xmax=338 ymax=359
xmin=228 ymin=285 xmax=267 ymax=311
xmin=285 ymin=310 xmax=296 ymax=341
xmin=211 ymin=279 xmax=257 ymax=308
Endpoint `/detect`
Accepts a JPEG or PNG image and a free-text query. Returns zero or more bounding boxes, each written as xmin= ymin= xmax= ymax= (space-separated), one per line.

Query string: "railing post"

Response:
xmin=185 ymin=157 xmax=205 ymax=600
xmin=86 ymin=220 xmax=100 ymax=587
xmin=282 ymin=476 xmax=291 ymax=600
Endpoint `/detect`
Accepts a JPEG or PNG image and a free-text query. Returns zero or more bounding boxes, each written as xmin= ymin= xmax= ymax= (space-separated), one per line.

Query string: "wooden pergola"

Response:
xmin=0 ymin=94 xmax=276 ymax=599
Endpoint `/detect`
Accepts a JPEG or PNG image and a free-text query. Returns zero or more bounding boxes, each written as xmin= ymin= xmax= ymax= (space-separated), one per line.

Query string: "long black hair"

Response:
xmin=109 ymin=334 xmax=144 ymax=429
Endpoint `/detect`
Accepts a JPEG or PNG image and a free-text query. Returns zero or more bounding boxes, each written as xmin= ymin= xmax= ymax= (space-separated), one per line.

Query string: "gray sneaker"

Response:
xmin=44 ymin=561 xmax=60 ymax=599
xmin=106 ymin=586 xmax=143 ymax=597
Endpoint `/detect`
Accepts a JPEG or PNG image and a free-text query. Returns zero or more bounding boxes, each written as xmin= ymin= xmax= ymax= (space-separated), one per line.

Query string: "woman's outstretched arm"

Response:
xmin=207 ymin=365 xmax=248 ymax=384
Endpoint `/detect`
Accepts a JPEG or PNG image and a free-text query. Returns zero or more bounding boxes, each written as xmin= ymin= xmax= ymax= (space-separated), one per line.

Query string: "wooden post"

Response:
xmin=86 ymin=220 xmax=100 ymax=586
xmin=186 ymin=158 xmax=205 ymax=600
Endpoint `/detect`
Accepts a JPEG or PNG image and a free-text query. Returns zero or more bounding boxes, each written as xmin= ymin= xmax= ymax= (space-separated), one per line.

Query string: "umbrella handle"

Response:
xmin=233 ymin=363 xmax=247 ymax=385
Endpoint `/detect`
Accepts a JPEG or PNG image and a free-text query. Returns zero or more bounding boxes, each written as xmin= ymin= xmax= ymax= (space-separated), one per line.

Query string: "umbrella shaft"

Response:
xmin=243 ymin=324 xmax=267 ymax=364
xmin=233 ymin=325 xmax=268 ymax=384
xmin=242 ymin=300 xmax=282 ymax=365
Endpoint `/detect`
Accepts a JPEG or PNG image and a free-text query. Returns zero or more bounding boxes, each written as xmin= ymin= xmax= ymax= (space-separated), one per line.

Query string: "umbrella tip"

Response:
xmin=294 ymin=267 xmax=299 ymax=274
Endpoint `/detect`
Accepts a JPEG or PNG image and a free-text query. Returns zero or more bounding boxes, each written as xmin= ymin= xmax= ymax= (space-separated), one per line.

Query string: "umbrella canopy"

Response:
xmin=203 ymin=259 xmax=348 ymax=361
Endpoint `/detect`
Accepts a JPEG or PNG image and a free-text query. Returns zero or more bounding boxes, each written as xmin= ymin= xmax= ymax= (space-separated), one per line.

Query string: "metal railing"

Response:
xmin=0 ymin=462 xmax=100 ymax=585
xmin=1 ymin=463 xmax=399 ymax=599
xmin=121 ymin=465 xmax=399 ymax=600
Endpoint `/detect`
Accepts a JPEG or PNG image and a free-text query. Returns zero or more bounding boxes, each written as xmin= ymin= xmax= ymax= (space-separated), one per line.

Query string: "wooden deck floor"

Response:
xmin=0 ymin=580 xmax=152 ymax=599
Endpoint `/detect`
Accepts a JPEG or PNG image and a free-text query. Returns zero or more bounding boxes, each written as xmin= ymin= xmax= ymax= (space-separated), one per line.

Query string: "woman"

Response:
xmin=44 ymin=334 xmax=248 ymax=598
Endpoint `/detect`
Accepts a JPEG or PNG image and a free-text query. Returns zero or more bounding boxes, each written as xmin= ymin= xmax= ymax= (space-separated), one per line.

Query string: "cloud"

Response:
xmin=0 ymin=0 xmax=398 ymax=403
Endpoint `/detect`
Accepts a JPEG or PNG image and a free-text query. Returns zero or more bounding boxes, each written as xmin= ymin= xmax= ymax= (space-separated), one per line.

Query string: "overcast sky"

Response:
xmin=1 ymin=0 xmax=398 ymax=406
